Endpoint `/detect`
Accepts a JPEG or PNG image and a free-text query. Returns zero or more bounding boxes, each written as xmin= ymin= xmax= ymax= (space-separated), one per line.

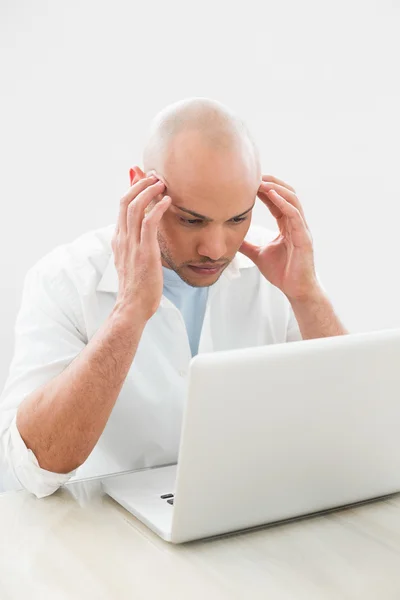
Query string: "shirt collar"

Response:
xmin=96 ymin=236 xmax=256 ymax=294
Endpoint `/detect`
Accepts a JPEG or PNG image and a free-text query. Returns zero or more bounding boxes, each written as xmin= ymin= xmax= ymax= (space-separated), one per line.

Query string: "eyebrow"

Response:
xmin=174 ymin=201 xmax=256 ymax=222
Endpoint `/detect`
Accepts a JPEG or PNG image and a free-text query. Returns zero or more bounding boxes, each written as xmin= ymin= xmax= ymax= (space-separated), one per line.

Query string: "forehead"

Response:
xmin=164 ymin=177 xmax=257 ymax=222
xmin=161 ymin=145 xmax=260 ymax=217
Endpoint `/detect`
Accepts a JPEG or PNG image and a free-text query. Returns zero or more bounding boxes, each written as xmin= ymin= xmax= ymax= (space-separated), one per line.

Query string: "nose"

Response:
xmin=196 ymin=228 xmax=227 ymax=261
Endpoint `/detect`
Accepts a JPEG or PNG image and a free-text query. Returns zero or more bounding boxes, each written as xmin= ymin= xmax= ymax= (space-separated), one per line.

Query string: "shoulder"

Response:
xmin=26 ymin=225 xmax=115 ymax=295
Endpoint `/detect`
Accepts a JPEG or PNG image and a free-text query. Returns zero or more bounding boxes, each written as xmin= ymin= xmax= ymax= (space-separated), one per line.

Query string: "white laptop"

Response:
xmin=103 ymin=328 xmax=400 ymax=544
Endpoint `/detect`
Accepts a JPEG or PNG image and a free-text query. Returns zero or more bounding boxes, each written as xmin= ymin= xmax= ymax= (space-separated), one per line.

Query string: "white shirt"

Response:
xmin=0 ymin=224 xmax=302 ymax=498
xmin=162 ymin=266 xmax=209 ymax=356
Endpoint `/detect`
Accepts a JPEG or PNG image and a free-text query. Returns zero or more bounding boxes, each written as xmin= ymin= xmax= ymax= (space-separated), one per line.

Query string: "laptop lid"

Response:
xmin=170 ymin=328 xmax=400 ymax=543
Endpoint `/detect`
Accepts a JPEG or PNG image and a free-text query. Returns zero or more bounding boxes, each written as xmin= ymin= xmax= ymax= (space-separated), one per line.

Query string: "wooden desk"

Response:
xmin=2 ymin=478 xmax=400 ymax=599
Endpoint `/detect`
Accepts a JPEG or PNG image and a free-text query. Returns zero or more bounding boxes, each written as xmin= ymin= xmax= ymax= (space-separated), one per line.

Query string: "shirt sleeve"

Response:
xmin=1 ymin=416 xmax=77 ymax=498
xmin=0 ymin=260 xmax=87 ymax=497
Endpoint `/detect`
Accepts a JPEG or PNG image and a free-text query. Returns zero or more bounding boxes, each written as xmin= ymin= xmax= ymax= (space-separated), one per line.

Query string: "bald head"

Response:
xmin=137 ymin=98 xmax=262 ymax=287
xmin=142 ymin=97 xmax=261 ymax=179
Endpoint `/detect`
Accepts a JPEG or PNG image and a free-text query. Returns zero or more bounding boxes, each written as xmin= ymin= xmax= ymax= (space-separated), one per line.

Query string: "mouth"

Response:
xmin=186 ymin=264 xmax=225 ymax=276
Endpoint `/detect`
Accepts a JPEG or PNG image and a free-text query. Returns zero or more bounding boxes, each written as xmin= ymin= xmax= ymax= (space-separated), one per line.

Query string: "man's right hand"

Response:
xmin=112 ymin=173 xmax=171 ymax=321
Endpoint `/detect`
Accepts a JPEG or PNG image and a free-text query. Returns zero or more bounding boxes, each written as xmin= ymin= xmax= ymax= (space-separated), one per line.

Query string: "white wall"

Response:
xmin=0 ymin=0 xmax=399 ymax=389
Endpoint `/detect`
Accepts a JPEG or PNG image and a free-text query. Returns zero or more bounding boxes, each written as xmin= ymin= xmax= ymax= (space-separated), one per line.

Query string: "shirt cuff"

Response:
xmin=9 ymin=416 xmax=77 ymax=498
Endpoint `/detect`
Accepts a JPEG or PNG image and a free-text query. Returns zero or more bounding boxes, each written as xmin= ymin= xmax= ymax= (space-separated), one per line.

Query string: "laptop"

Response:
xmin=102 ymin=327 xmax=400 ymax=544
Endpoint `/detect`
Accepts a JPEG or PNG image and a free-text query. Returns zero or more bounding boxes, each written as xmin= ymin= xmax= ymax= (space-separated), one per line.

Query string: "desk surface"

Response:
xmin=2 ymin=478 xmax=400 ymax=600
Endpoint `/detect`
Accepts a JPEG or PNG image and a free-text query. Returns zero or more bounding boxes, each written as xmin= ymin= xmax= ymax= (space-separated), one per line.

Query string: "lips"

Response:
xmin=189 ymin=264 xmax=224 ymax=269
xmin=187 ymin=264 xmax=225 ymax=275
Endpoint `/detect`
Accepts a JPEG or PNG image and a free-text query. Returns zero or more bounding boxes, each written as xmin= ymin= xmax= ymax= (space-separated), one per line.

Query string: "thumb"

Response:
xmin=239 ymin=240 xmax=261 ymax=264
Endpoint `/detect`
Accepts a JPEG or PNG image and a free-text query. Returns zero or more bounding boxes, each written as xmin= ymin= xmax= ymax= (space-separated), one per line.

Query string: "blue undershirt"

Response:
xmin=162 ymin=266 xmax=209 ymax=357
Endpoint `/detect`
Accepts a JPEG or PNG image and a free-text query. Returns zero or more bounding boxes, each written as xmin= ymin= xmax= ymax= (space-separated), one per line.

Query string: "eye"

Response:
xmin=230 ymin=216 xmax=248 ymax=224
xmin=179 ymin=217 xmax=203 ymax=226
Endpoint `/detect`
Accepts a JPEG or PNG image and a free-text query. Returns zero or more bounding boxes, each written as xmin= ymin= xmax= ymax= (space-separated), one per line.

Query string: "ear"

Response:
xmin=129 ymin=166 xmax=146 ymax=186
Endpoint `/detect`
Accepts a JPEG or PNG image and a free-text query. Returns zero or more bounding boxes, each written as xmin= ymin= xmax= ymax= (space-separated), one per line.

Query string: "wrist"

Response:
xmin=286 ymin=283 xmax=326 ymax=308
xmin=112 ymin=297 xmax=151 ymax=328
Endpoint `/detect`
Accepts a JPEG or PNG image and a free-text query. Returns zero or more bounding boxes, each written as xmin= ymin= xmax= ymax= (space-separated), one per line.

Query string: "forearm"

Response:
xmin=288 ymin=286 xmax=348 ymax=340
xmin=16 ymin=302 xmax=147 ymax=474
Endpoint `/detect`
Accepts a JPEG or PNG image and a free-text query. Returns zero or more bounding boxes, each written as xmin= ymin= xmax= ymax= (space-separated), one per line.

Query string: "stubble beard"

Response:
xmin=157 ymin=231 xmax=229 ymax=288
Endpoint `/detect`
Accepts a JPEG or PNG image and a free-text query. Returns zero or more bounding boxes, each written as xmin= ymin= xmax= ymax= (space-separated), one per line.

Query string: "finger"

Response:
xmin=126 ymin=180 xmax=165 ymax=243
xmin=266 ymin=190 xmax=305 ymax=230
xmin=118 ymin=175 xmax=159 ymax=237
xmin=261 ymin=174 xmax=296 ymax=193
xmin=259 ymin=195 xmax=283 ymax=219
xmin=140 ymin=196 xmax=172 ymax=246
xmin=259 ymin=182 xmax=307 ymax=224
xmin=238 ymin=240 xmax=261 ymax=264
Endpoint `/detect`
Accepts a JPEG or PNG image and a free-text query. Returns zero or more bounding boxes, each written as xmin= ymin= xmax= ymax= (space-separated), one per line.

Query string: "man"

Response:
xmin=0 ymin=98 xmax=347 ymax=497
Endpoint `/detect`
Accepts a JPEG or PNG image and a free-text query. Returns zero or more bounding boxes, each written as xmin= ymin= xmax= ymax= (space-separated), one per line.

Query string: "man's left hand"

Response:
xmin=239 ymin=175 xmax=320 ymax=301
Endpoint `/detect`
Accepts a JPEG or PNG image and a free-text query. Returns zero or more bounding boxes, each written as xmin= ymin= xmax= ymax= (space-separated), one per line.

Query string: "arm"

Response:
xmin=16 ymin=302 xmax=146 ymax=474
xmin=3 ymin=173 xmax=171 ymax=488
xmin=239 ymin=175 xmax=348 ymax=341
xmin=16 ymin=174 xmax=170 ymax=475
xmin=288 ymin=285 xmax=348 ymax=340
